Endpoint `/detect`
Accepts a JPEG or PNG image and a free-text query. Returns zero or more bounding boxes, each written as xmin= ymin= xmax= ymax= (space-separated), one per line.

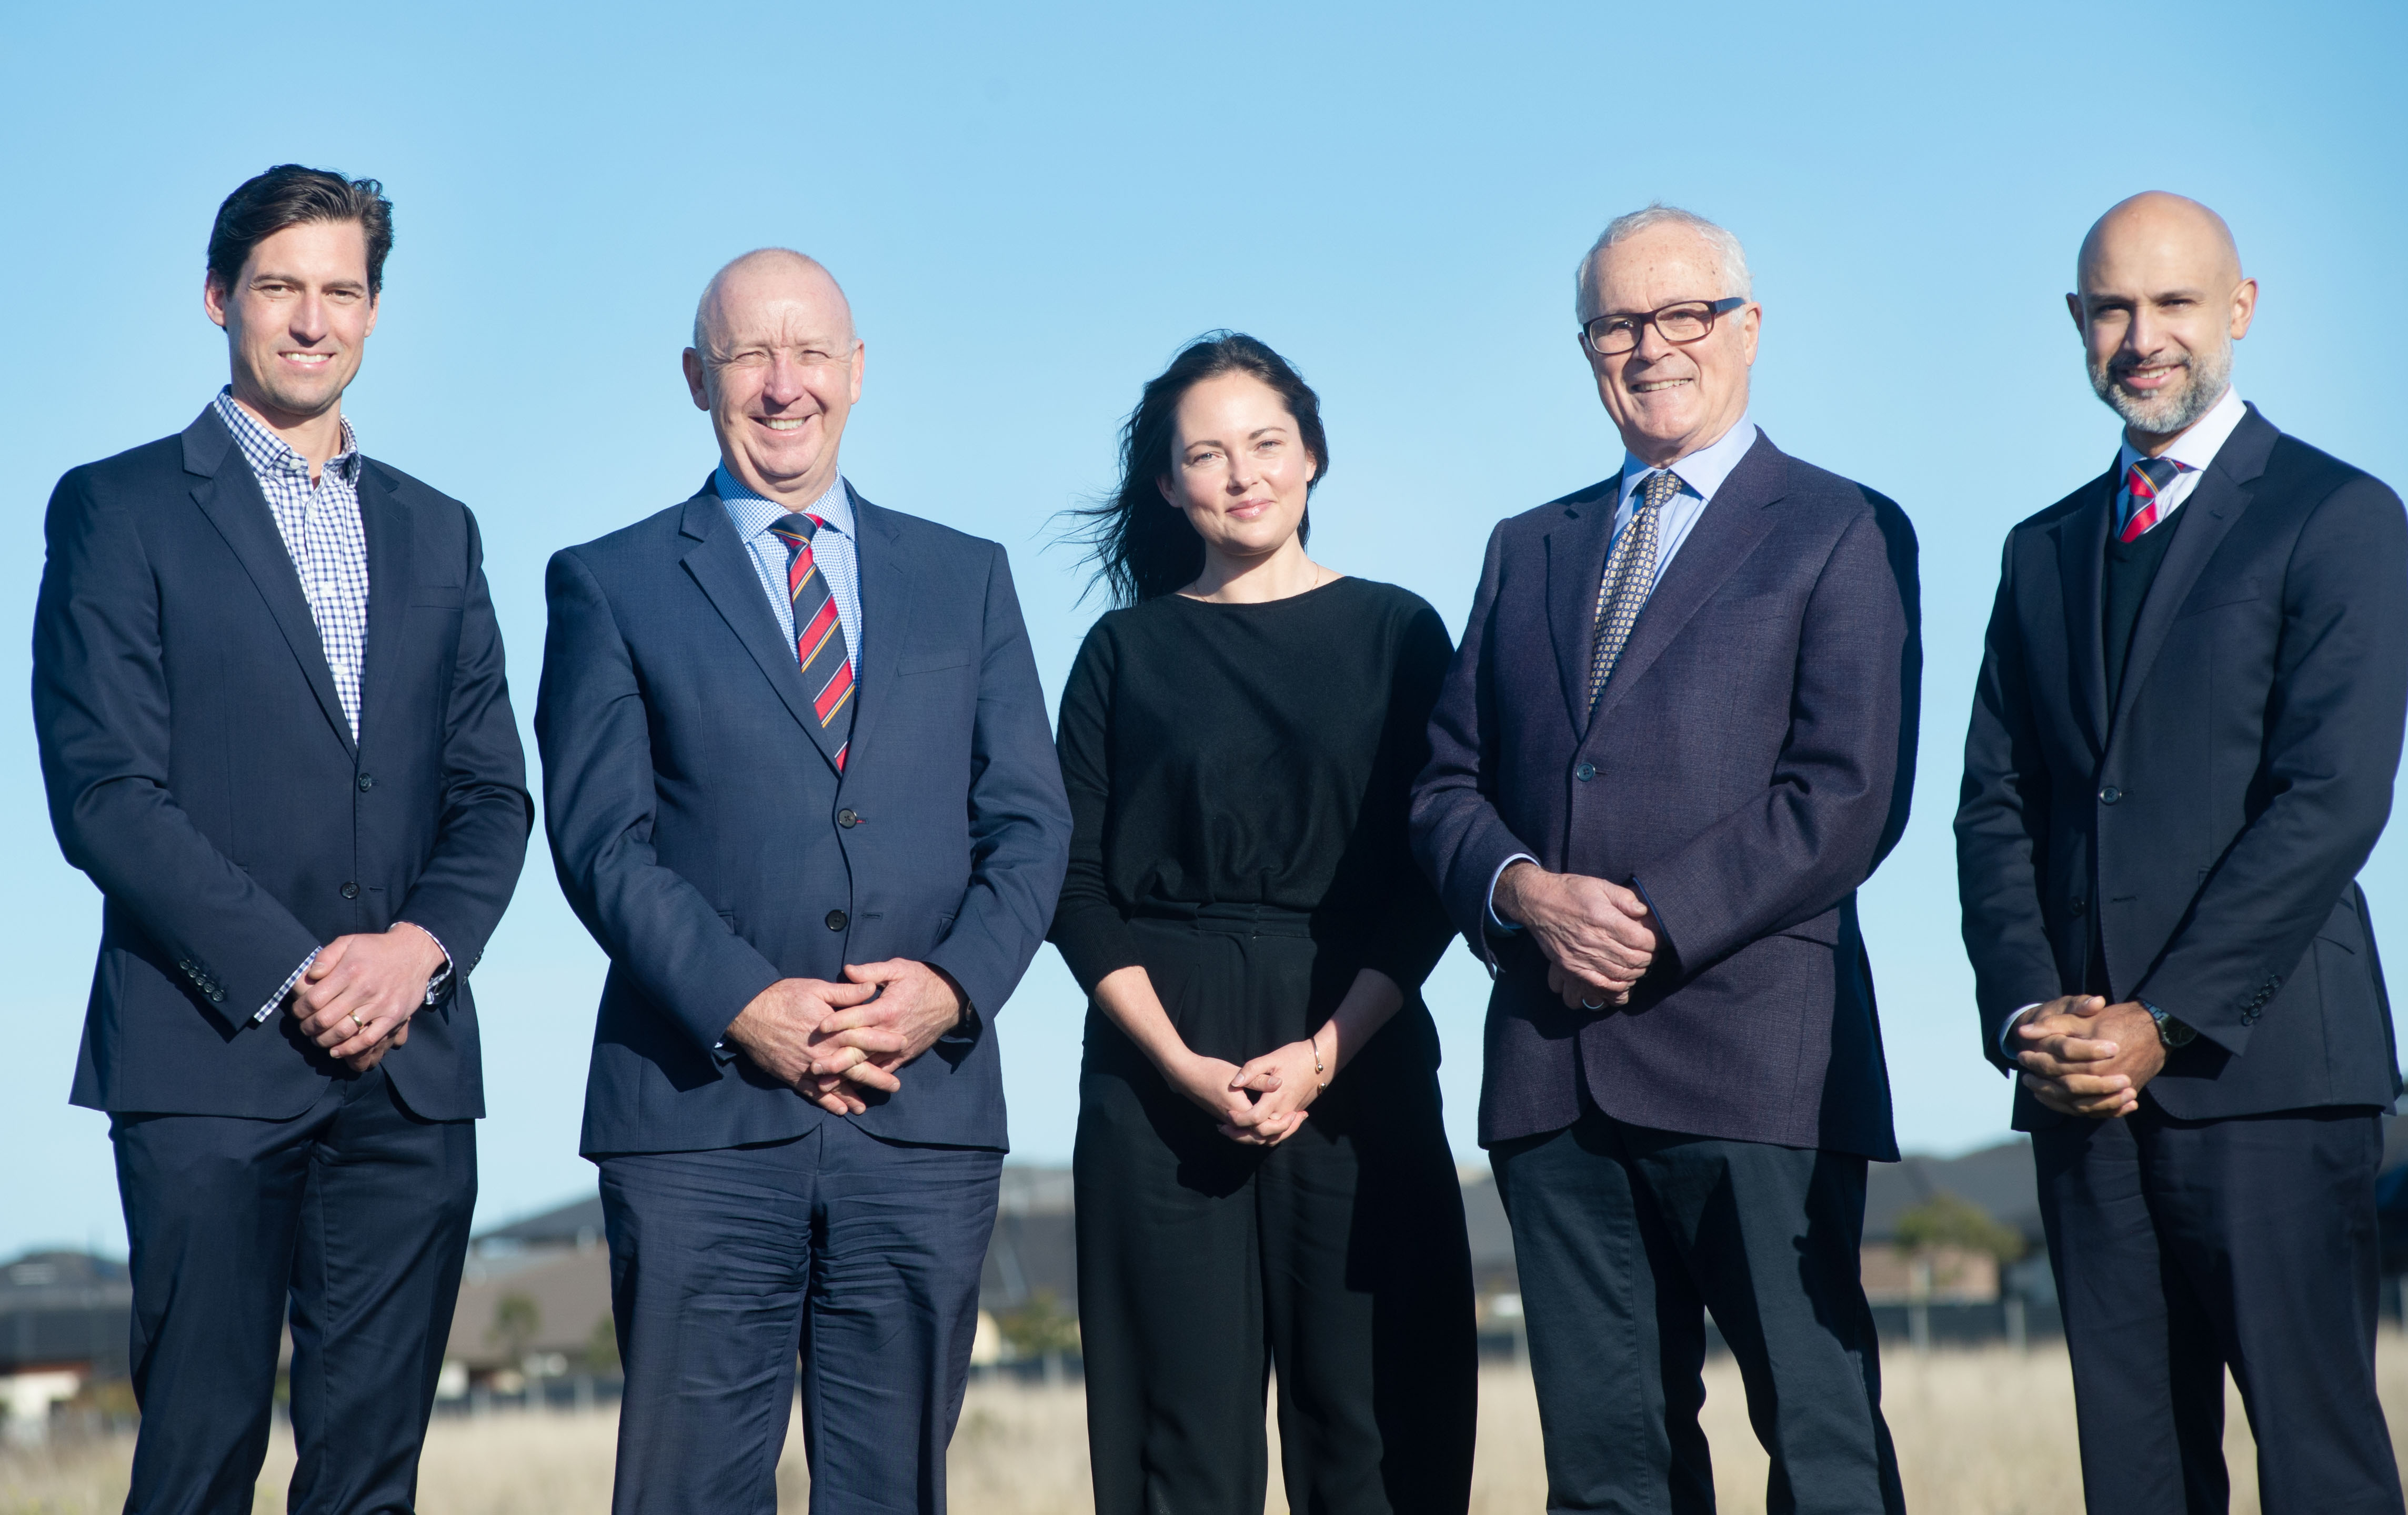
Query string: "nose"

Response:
xmin=761 ymin=352 xmax=809 ymax=406
xmin=289 ymin=289 xmax=331 ymax=343
xmin=1225 ymin=450 xmax=1259 ymax=493
xmin=1629 ymin=315 xmax=1679 ymax=364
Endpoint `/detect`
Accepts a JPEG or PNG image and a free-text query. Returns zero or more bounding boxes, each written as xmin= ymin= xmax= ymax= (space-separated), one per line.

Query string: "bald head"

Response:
xmin=683 ymin=248 xmax=865 ymax=505
xmin=693 ymin=248 xmax=854 ymax=354
xmin=2078 ymin=192 xmax=2242 ymax=295
xmin=2069 ymin=192 xmax=2256 ymax=448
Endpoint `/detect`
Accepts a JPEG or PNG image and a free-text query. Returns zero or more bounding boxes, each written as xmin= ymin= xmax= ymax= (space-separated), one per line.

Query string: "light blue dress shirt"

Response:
xmin=1487 ymin=415 xmax=1763 ymax=935
xmin=714 ymin=466 xmax=864 ymax=664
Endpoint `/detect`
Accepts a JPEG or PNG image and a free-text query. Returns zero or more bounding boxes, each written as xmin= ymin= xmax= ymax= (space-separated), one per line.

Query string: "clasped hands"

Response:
xmin=2011 ymin=995 xmax=2164 ymax=1118
xmin=1162 ymin=1033 xmax=1332 ymax=1149
xmin=1497 ymin=861 xmax=1660 ymax=1010
xmin=287 ymin=922 xmax=449 ymax=1072
xmin=724 ymin=959 xmax=967 ymax=1116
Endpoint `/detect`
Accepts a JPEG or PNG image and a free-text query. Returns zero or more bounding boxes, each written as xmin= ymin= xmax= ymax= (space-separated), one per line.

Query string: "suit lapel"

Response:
xmin=1587 ymin=434 xmax=1789 ymax=733
xmin=2054 ymin=468 xmax=2115 ymax=754
xmin=181 ymin=409 xmax=356 ymax=757
xmin=677 ymin=484 xmax=846 ymax=775
xmin=1543 ymin=478 xmax=1619 ymax=738
xmin=356 ymin=463 xmax=412 ymax=750
xmin=2108 ymin=406 xmax=2277 ymax=741
xmin=832 ymin=486 xmax=912 ymax=785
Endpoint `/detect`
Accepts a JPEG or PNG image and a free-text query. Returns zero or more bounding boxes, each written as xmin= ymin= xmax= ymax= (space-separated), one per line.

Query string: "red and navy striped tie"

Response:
xmin=769 ymin=511 xmax=856 ymax=769
xmin=2120 ymin=457 xmax=2182 ymax=542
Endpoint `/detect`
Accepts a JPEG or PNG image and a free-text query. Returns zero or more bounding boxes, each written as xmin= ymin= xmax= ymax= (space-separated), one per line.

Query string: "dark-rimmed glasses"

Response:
xmin=1581 ymin=296 xmax=1749 ymax=356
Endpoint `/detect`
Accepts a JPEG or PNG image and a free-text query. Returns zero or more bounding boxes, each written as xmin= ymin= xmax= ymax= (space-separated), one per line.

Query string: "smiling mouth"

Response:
xmin=1630 ymin=377 xmax=1691 ymax=394
xmin=760 ymin=417 xmax=810 ymax=432
xmin=280 ymin=352 xmax=333 ymax=366
xmin=2115 ymin=362 xmax=2185 ymax=390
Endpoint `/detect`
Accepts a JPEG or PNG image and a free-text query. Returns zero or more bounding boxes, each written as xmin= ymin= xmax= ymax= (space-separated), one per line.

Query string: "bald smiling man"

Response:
xmin=1957 ymin=194 xmax=2408 ymax=1513
xmin=535 ymin=249 xmax=1070 ymax=1515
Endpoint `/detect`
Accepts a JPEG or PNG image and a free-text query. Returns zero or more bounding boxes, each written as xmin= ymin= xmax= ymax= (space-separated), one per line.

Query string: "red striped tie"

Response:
xmin=2120 ymin=457 xmax=2182 ymax=543
xmin=769 ymin=512 xmax=856 ymax=769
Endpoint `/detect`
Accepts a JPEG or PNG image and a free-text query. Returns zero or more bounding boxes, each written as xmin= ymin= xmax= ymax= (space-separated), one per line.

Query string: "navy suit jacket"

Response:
xmin=537 ymin=477 xmax=1070 ymax=1156
xmin=34 ymin=406 xmax=531 ymax=1121
xmin=1411 ymin=431 xmax=1920 ymax=1159
xmin=1956 ymin=406 xmax=2407 ymax=1126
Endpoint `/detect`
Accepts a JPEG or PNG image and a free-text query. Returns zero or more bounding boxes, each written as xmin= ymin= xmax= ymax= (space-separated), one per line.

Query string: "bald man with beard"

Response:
xmin=536 ymin=249 xmax=1069 ymax=1514
xmin=1956 ymin=194 xmax=2408 ymax=1513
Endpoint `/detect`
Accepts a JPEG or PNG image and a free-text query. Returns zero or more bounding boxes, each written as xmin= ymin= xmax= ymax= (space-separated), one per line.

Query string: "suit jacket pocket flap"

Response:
xmin=2175 ymin=575 xmax=2261 ymax=618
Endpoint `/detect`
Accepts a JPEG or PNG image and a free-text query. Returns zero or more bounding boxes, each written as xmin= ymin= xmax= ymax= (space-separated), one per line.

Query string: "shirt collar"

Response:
xmin=714 ymin=465 xmax=854 ymax=541
xmin=2116 ymin=385 xmax=2247 ymax=480
xmin=213 ymin=386 xmax=360 ymax=484
xmin=1619 ymin=413 xmax=1760 ymax=508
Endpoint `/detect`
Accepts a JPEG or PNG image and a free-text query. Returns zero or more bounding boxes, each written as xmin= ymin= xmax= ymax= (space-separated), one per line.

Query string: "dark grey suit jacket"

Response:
xmin=537 ymin=477 xmax=1071 ymax=1156
xmin=1412 ymin=430 xmax=1920 ymax=1158
xmin=1956 ymin=405 xmax=2406 ymax=1125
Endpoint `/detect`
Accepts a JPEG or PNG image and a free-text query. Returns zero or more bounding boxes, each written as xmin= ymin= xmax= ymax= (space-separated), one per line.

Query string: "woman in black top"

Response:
xmin=1052 ymin=333 xmax=1476 ymax=1515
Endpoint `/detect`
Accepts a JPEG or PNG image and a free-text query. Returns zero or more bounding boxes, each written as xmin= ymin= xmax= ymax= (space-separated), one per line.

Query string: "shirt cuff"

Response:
xmin=395 ymin=921 xmax=455 ymax=1005
xmin=254 ymin=949 xmax=320 ymax=1025
xmin=1486 ymin=854 xmax=1540 ymax=933
xmin=1999 ymin=1002 xmax=2043 ymax=1056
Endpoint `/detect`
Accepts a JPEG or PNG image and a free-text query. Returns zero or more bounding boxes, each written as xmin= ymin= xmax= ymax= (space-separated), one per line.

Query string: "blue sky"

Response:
xmin=4 ymin=1 xmax=2403 ymax=1256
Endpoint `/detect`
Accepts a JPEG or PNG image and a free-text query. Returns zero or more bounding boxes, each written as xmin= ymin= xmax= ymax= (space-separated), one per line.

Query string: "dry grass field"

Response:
xmin=10 ymin=1338 xmax=2408 ymax=1513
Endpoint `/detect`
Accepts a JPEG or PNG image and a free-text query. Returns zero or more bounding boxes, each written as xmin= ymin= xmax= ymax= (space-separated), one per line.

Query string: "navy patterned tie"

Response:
xmin=769 ymin=512 xmax=857 ymax=769
xmin=1589 ymin=469 xmax=1679 ymax=708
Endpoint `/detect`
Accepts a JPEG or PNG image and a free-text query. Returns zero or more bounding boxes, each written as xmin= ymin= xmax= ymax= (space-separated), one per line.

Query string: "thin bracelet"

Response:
xmin=1311 ymin=1037 xmax=1329 ymax=1090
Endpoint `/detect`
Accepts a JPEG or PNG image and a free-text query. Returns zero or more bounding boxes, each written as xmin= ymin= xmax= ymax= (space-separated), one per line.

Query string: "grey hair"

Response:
xmin=1573 ymin=205 xmax=1753 ymax=319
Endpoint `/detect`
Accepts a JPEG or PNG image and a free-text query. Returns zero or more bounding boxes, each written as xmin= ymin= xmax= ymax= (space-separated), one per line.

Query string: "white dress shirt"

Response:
xmin=1487 ymin=416 xmax=1764 ymax=933
xmin=1998 ymin=386 xmax=2247 ymax=1053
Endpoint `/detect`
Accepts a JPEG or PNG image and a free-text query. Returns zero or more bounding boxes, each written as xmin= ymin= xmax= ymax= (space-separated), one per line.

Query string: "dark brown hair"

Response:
xmin=1063 ymin=331 xmax=1329 ymax=607
xmin=206 ymin=165 xmax=395 ymax=296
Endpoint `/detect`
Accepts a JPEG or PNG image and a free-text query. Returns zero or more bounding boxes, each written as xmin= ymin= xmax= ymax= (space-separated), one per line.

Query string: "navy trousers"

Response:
xmin=1491 ymin=1108 xmax=1903 ymax=1515
xmin=597 ymin=1117 xmax=1002 ymax=1515
xmin=111 ymin=1065 xmax=477 ymax=1515
xmin=2034 ymin=1102 xmax=2404 ymax=1515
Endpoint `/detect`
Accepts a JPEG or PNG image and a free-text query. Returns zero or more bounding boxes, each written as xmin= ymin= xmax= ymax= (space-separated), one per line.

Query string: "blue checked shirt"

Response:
xmin=212 ymin=391 xmax=450 ymax=1024
xmin=715 ymin=466 xmax=863 ymax=664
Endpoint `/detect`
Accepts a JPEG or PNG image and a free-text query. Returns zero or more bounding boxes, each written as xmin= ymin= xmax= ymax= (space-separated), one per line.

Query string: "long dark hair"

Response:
xmin=1064 ymin=332 xmax=1329 ymax=607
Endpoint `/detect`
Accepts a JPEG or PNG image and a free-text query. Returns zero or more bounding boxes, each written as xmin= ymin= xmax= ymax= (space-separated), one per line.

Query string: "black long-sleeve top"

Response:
xmin=1050 ymin=577 xmax=1459 ymax=1007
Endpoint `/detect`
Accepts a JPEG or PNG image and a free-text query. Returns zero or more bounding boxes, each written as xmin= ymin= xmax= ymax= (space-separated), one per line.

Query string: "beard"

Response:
xmin=2090 ymin=337 xmax=2232 ymax=437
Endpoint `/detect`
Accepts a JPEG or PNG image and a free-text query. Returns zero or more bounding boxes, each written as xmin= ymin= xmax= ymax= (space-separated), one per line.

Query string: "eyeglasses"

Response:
xmin=1580 ymin=297 xmax=1749 ymax=356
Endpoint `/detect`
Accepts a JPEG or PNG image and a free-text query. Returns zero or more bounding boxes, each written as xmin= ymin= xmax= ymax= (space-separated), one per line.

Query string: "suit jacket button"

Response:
xmin=2099 ymin=786 xmax=2122 ymax=805
xmin=1574 ymin=763 xmax=1597 ymax=782
xmin=357 ymin=773 xmax=375 ymax=791
xmin=838 ymin=808 xmax=860 ymax=828
xmin=341 ymin=882 xmax=360 ymax=899
xmin=2069 ymin=897 xmax=2087 ymax=916
xmin=825 ymin=909 xmax=848 ymax=931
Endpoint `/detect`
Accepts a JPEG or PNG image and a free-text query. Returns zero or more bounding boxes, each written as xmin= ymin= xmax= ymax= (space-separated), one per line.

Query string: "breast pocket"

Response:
xmin=2175 ymin=575 xmax=2260 ymax=619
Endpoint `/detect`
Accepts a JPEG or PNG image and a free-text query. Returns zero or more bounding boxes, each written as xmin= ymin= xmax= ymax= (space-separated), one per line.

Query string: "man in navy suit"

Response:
xmin=537 ymin=248 xmax=1070 ymax=1515
xmin=1412 ymin=206 xmax=1920 ymax=1513
xmin=33 ymin=165 xmax=531 ymax=1513
xmin=1958 ymin=193 xmax=2407 ymax=1514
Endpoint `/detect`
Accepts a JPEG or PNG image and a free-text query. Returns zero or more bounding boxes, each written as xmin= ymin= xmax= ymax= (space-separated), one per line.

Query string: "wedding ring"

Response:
xmin=1580 ymin=998 xmax=1605 ymax=1010
xmin=350 ymin=1010 xmax=368 ymax=1029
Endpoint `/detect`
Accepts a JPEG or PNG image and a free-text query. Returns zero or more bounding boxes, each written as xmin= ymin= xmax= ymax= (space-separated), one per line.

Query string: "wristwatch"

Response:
xmin=2142 ymin=1000 xmax=2196 ymax=1049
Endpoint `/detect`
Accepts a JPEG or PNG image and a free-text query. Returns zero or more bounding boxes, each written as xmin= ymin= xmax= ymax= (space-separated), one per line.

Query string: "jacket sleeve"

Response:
xmin=33 ymin=467 xmax=323 ymax=1027
xmin=1408 ymin=520 xmax=1537 ymax=970
xmin=536 ymin=547 xmax=784 ymax=1053
xmin=920 ymin=544 xmax=1075 ymax=1021
xmin=1631 ymin=497 xmax=1922 ymax=972
xmin=1953 ymin=537 xmax=2069 ymax=1072
xmin=392 ymin=507 xmax=532 ymax=988
xmin=2134 ymin=476 xmax=2408 ymax=1053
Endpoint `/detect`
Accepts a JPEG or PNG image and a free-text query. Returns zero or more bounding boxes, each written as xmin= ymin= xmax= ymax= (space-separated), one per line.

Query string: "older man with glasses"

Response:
xmin=1413 ymin=205 xmax=1921 ymax=1512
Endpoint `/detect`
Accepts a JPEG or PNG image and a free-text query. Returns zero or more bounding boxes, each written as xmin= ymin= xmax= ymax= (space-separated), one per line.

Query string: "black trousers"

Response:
xmin=2034 ymin=1101 xmax=2404 ymax=1515
xmin=1075 ymin=909 xmax=1478 ymax=1515
xmin=1491 ymin=1108 xmax=1903 ymax=1515
xmin=110 ymin=1065 xmax=476 ymax=1515
xmin=596 ymin=1118 xmax=1002 ymax=1515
